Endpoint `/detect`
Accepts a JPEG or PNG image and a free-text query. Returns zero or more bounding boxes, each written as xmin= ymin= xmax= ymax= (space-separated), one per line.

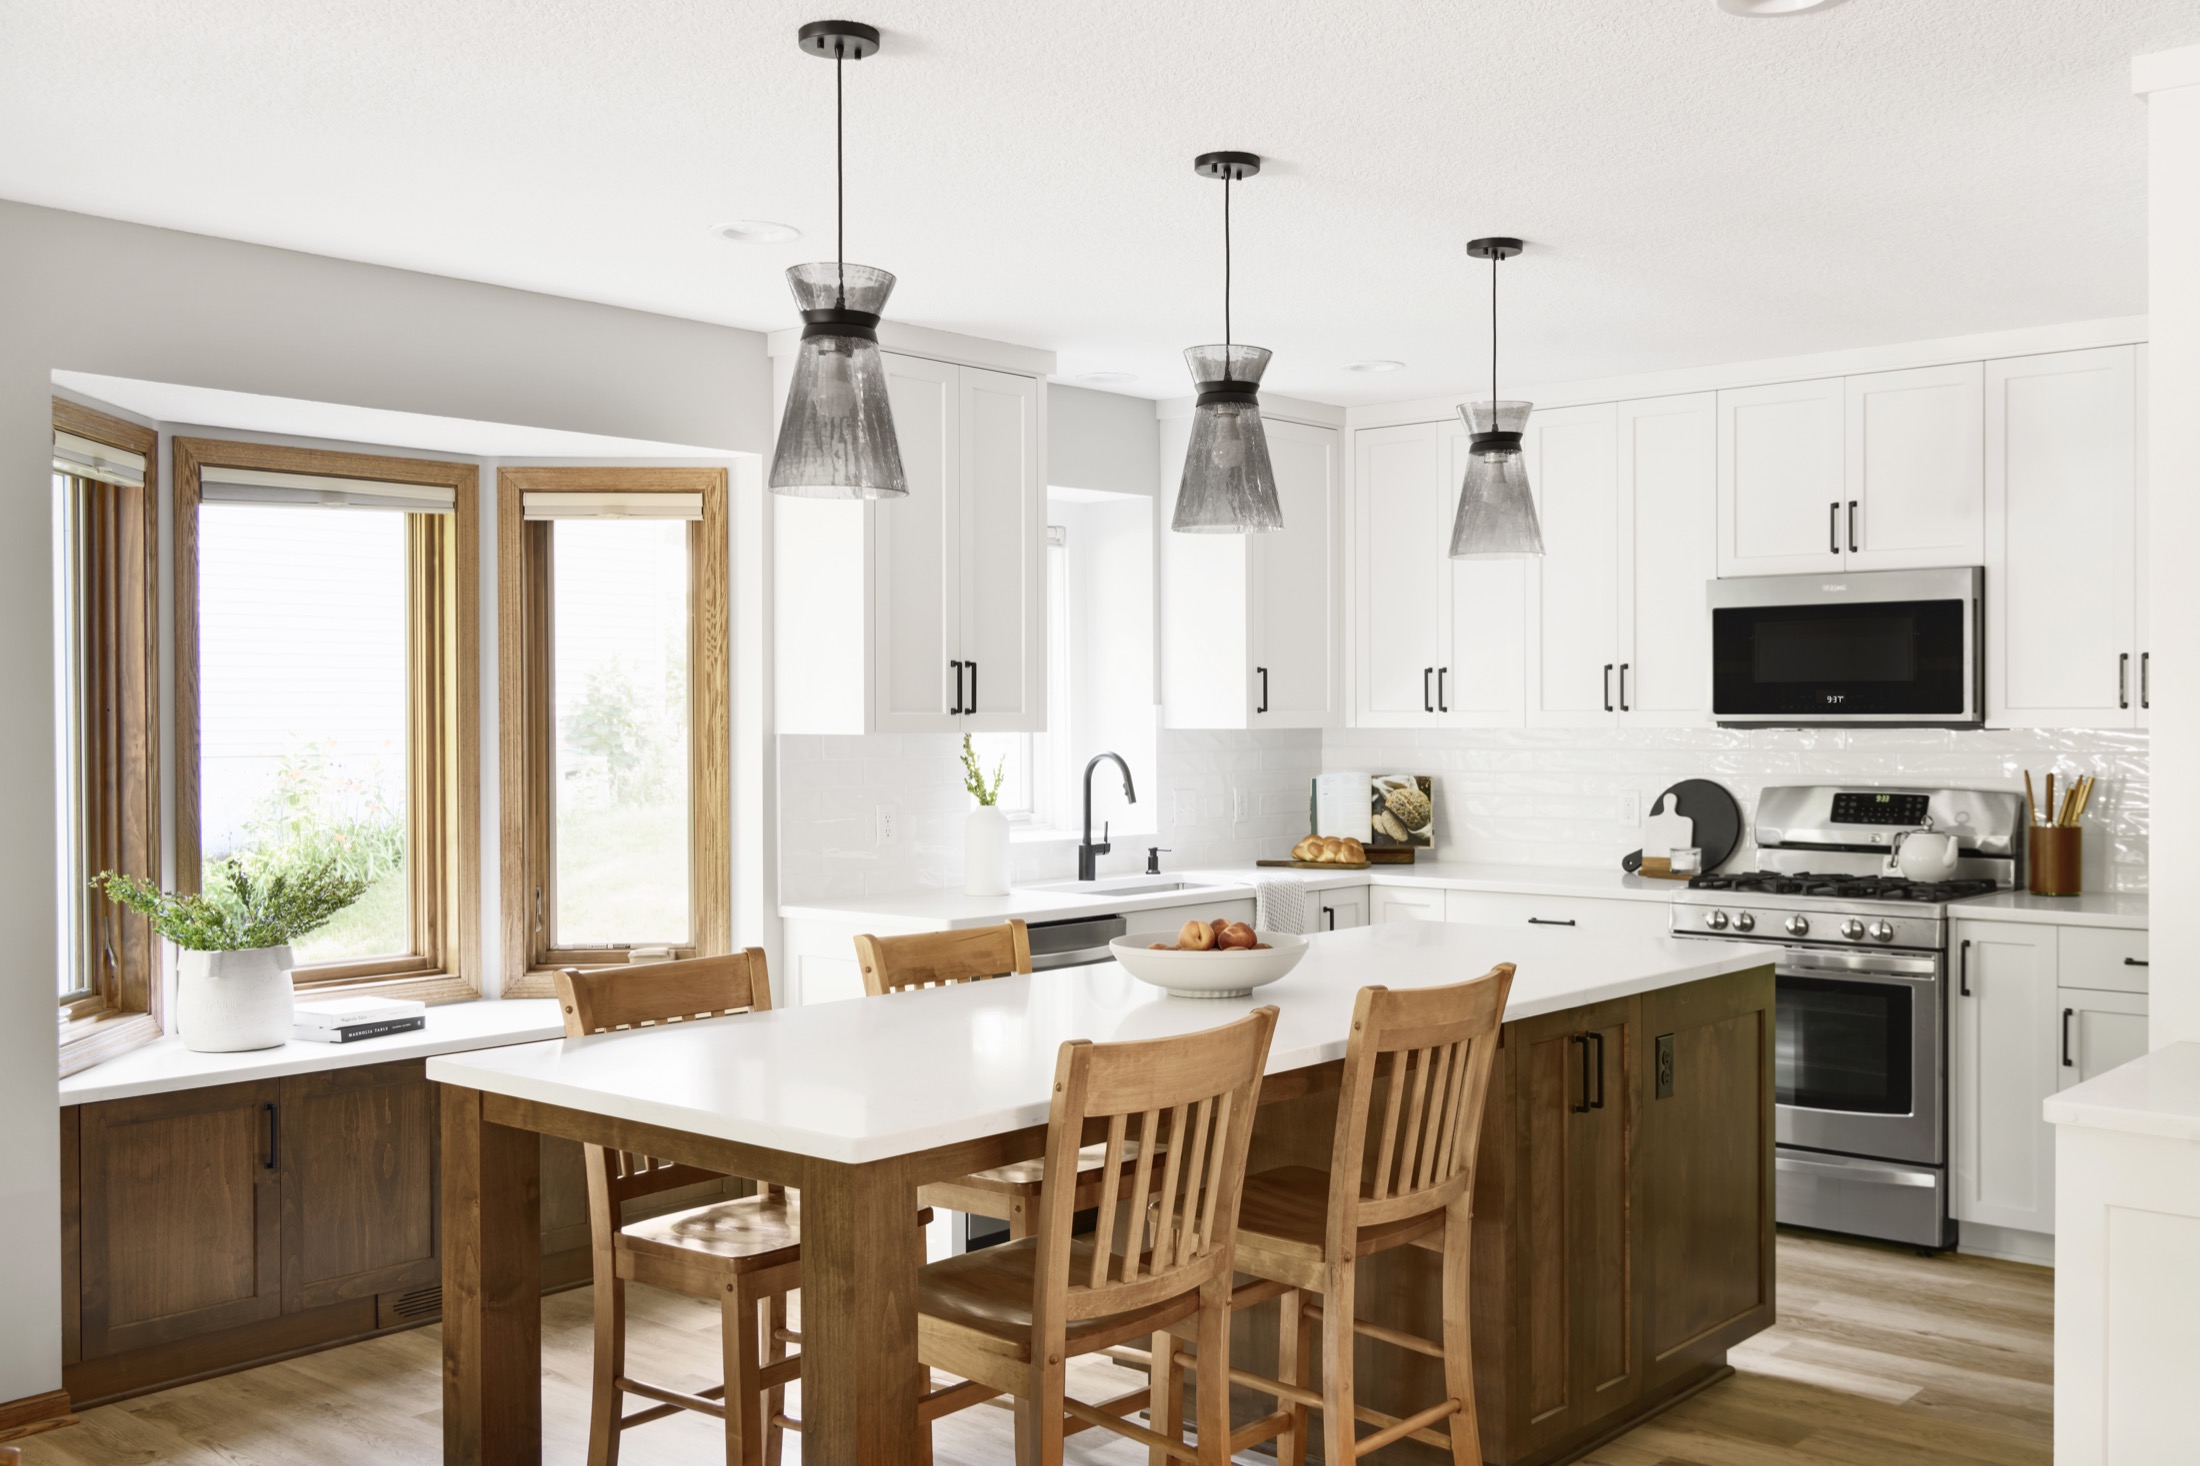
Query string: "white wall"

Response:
xmin=1047 ymin=383 xmax=1158 ymax=499
xmin=0 ymin=200 xmax=773 ymax=1408
xmin=2140 ymin=50 xmax=2200 ymax=1045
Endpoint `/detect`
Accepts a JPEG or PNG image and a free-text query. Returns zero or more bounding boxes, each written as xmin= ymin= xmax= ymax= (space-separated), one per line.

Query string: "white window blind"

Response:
xmin=53 ymin=430 xmax=146 ymax=488
xmin=522 ymin=492 xmax=703 ymax=521
xmin=198 ymin=465 xmax=456 ymax=513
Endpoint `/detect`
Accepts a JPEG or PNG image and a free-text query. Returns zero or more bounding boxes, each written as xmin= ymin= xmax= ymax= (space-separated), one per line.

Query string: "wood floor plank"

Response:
xmin=22 ymin=1230 xmax=2051 ymax=1466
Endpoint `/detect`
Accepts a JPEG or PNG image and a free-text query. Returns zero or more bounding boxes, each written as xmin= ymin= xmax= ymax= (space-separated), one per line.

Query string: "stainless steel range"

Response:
xmin=1670 ymin=784 xmax=2026 ymax=1250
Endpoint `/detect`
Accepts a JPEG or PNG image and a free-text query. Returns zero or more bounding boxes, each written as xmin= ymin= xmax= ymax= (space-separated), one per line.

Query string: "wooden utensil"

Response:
xmin=2045 ymin=773 xmax=2055 ymax=828
xmin=2024 ymin=770 xmax=2038 ymax=827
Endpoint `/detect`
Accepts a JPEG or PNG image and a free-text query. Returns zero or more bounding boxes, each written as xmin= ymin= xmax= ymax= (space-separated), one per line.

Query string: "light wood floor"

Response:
xmin=16 ymin=1231 xmax=2051 ymax=1465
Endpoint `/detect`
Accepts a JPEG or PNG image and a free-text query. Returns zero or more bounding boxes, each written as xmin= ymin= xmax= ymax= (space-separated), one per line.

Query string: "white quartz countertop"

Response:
xmin=428 ymin=922 xmax=1779 ymax=1165
xmin=778 ymin=860 xmax=1677 ymax=927
xmin=2044 ymin=1042 xmax=2200 ymax=1141
xmin=62 ymin=999 xmax=567 ymax=1106
xmin=1955 ymin=889 xmax=2149 ymax=930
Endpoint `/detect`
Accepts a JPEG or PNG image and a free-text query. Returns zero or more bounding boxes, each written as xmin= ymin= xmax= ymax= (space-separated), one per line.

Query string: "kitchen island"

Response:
xmin=428 ymin=921 xmax=1778 ymax=1466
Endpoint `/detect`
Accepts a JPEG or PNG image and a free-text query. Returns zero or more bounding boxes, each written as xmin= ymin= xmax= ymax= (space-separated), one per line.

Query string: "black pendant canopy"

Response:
xmin=769 ymin=19 xmax=908 ymax=499
xmin=1172 ymin=151 xmax=1283 ymax=534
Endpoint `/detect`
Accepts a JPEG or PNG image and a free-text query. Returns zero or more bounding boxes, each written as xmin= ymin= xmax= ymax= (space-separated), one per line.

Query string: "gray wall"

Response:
xmin=1047 ymin=382 xmax=1157 ymax=496
xmin=0 ymin=200 xmax=773 ymax=1405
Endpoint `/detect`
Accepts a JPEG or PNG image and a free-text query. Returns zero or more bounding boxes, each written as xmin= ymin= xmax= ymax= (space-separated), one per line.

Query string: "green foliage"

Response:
xmin=960 ymin=734 xmax=1006 ymax=807
xmin=95 ymin=858 xmax=369 ymax=952
xmin=226 ymin=744 xmax=405 ymax=889
xmin=563 ymin=670 xmax=669 ymax=804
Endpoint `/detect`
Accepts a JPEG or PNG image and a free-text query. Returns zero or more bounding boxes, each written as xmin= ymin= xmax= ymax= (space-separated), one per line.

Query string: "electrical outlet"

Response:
xmin=1619 ymin=793 xmax=1641 ymax=826
xmin=1233 ymin=788 xmax=1252 ymax=822
xmin=875 ymin=802 xmax=902 ymax=848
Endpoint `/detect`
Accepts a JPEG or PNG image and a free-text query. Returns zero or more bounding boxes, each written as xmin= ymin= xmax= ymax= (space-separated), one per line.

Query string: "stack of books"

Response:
xmin=293 ymin=996 xmax=428 ymax=1044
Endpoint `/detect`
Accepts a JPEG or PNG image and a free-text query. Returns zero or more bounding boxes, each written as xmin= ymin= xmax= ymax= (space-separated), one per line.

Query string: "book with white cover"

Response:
xmin=1310 ymin=772 xmax=1373 ymax=842
xmin=294 ymin=996 xmax=427 ymax=1031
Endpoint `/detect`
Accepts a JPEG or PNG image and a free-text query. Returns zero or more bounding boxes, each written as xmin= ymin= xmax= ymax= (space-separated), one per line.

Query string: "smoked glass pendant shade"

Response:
xmin=1449 ymin=400 xmax=1545 ymax=558
xmin=768 ymin=262 xmax=907 ymax=499
xmin=1172 ymin=344 xmax=1283 ymax=533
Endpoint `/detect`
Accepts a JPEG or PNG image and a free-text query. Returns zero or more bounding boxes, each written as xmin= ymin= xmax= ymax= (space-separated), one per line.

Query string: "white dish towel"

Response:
xmin=1256 ymin=878 xmax=1309 ymax=935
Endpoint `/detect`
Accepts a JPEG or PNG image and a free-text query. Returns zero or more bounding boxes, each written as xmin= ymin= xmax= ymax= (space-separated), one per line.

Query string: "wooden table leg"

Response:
xmin=799 ymin=1155 xmax=921 ymax=1464
xmin=441 ymin=1084 xmax=542 ymax=1465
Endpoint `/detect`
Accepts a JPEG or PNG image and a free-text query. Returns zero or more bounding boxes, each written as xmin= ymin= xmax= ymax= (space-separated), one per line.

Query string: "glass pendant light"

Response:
xmin=1172 ymin=152 xmax=1283 ymax=534
xmin=1450 ymin=237 xmax=1545 ymax=558
xmin=769 ymin=20 xmax=906 ymax=499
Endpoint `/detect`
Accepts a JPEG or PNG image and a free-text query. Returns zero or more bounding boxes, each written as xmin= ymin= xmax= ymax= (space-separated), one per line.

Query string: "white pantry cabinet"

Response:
xmin=1351 ymin=420 xmax=1527 ymax=728
xmin=1984 ymin=346 xmax=2143 ymax=729
xmin=1160 ymin=414 xmax=1343 ymax=728
xmin=774 ymin=351 xmax=1045 ymax=734
xmin=1715 ymin=365 xmax=1982 ymax=577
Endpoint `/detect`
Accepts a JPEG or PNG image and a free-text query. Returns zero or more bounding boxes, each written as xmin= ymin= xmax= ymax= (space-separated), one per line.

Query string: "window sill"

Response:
xmin=292 ymin=969 xmax=481 ymax=1007
xmin=59 ymin=1007 xmax=162 ymax=1079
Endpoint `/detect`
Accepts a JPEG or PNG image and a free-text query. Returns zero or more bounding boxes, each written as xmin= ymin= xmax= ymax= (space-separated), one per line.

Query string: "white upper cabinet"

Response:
xmin=1440 ymin=420 xmax=1528 ymax=726
xmin=1525 ymin=403 xmax=1621 ymax=726
xmin=1984 ymin=346 xmax=2139 ymax=728
xmin=1353 ymin=422 xmax=1449 ymax=726
xmin=1716 ymin=377 xmax=1846 ymax=576
xmin=775 ymin=349 xmax=1046 ymax=735
xmin=1160 ymin=413 xmax=1341 ymax=729
xmin=1845 ymin=363 xmax=1984 ymax=569
xmin=1618 ymin=394 xmax=1717 ymax=725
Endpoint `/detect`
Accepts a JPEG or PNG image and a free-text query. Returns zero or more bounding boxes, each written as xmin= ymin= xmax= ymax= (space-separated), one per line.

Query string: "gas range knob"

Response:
xmin=1868 ymin=920 xmax=1895 ymax=943
xmin=1733 ymin=912 xmax=1755 ymax=933
xmin=1785 ymin=914 xmax=1811 ymax=937
xmin=1705 ymin=910 xmax=1730 ymax=930
xmin=1841 ymin=918 xmax=1866 ymax=941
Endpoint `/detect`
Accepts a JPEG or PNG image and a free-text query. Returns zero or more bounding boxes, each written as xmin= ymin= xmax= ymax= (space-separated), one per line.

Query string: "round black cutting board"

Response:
xmin=1623 ymin=778 xmax=1743 ymax=874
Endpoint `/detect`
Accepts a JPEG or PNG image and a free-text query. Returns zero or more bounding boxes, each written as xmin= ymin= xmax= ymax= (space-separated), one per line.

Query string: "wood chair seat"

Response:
xmin=619 ymin=1192 xmax=805 ymax=1276
xmin=1230 ymin=1165 xmax=1446 ymax=1289
xmin=918 ymin=1235 xmax=1203 ymax=1370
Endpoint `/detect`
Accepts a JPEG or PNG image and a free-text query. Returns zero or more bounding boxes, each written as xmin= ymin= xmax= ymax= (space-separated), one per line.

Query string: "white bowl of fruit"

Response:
xmin=1108 ymin=919 xmax=1310 ymax=999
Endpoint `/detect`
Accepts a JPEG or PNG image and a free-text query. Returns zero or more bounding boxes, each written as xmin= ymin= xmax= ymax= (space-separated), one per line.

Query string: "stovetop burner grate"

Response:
xmin=1684 ymin=871 xmax=2001 ymax=903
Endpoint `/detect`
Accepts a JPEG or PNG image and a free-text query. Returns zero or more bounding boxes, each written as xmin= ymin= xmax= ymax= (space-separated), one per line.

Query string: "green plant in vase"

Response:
xmin=960 ymin=734 xmax=1011 ymax=896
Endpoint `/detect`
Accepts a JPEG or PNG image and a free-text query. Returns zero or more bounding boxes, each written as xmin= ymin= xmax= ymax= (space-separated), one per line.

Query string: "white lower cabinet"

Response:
xmin=1309 ymin=887 xmax=1369 ymax=932
xmin=1371 ymin=887 xmax=1447 ymax=923
xmin=1443 ymin=889 xmax=1671 ymax=941
xmin=1951 ymin=918 xmax=2150 ymax=1240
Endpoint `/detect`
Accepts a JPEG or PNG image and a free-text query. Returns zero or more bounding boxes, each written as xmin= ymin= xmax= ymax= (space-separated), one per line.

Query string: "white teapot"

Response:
xmin=1889 ymin=820 xmax=1960 ymax=881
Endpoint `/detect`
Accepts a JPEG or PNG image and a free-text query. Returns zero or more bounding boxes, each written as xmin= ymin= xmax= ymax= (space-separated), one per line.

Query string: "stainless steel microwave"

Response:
xmin=1706 ymin=567 xmax=1982 ymax=727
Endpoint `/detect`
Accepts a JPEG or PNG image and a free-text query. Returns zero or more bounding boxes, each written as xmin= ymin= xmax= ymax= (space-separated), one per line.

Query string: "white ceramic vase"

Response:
xmin=964 ymin=804 xmax=1010 ymax=897
xmin=175 ymin=945 xmax=297 ymax=1053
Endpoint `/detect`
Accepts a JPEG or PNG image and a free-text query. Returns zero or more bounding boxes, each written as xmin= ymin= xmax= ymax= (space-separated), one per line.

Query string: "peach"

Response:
xmin=1178 ymin=920 xmax=1215 ymax=951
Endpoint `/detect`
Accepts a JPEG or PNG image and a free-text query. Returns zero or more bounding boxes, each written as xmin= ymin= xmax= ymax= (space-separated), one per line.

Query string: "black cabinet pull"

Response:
xmin=1527 ymin=916 xmax=1577 ymax=927
xmin=1589 ymin=1030 xmax=1606 ymax=1110
xmin=1847 ymin=500 xmax=1859 ymax=554
xmin=1959 ymin=938 xmax=1971 ymax=996
xmin=949 ymin=659 xmax=964 ymax=715
xmin=264 ymin=1102 xmax=280 ymax=1171
xmin=1830 ymin=502 xmax=1841 ymax=555
xmin=2119 ymin=652 xmax=2130 ymax=710
xmin=2142 ymin=651 xmax=2150 ymax=709
xmin=2125 ymin=956 xmax=2149 ymax=967
xmin=1437 ymin=666 xmax=1448 ymax=713
xmin=2062 ymin=1007 xmax=2075 ymax=1068
xmin=1322 ymin=905 xmax=1336 ymax=931
xmin=1603 ymin=663 xmax=1614 ymax=713
xmin=1257 ymin=666 xmax=1268 ymax=714
xmin=1423 ymin=667 xmax=1434 ymax=713
xmin=1618 ymin=663 xmax=1630 ymax=712
xmin=1570 ymin=1034 xmax=1592 ymax=1114
xmin=967 ymin=659 xmax=977 ymax=712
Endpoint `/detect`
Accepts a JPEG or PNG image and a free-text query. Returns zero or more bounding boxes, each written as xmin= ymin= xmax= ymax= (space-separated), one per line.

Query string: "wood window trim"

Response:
xmin=56 ymin=399 xmax=163 ymax=1077
xmin=497 ymin=467 xmax=731 ymax=999
xmin=173 ymin=437 xmax=480 ymax=1005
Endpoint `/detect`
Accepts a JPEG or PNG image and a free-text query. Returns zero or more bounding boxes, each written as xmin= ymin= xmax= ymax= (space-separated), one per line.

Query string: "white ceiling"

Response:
xmin=6 ymin=1 xmax=2195 ymax=406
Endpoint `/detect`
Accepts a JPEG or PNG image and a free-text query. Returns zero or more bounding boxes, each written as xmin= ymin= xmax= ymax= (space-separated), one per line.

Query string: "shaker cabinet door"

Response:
xmin=1440 ymin=417 xmax=1528 ymax=725
xmin=1844 ymin=362 xmax=1984 ymax=570
xmin=1618 ymin=394 xmax=1716 ymax=726
xmin=1715 ymin=377 xmax=1846 ymax=577
xmin=279 ymin=1063 xmax=440 ymax=1312
xmin=1354 ymin=422 xmax=1448 ymax=726
xmin=957 ymin=365 xmax=1043 ymax=730
xmin=1950 ymin=921 xmax=2061 ymax=1234
xmin=1524 ymin=403 xmax=1620 ymax=727
xmin=1249 ymin=418 xmax=1342 ymax=727
xmin=871 ymin=352 xmax=962 ymax=731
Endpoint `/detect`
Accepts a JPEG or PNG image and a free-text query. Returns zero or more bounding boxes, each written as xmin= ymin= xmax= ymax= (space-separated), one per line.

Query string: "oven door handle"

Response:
xmin=1775 ymin=1154 xmax=1939 ymax=1189
xmin=1776 ymin=955 xmax=1939 ymax=982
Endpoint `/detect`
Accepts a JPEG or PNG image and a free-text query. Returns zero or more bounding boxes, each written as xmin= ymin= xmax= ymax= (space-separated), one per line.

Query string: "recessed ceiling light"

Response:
xmin=1717 ymin=0 xmax=1846 ymax=15
xmin=712 ymin=219 xmax=802 ymax=244
xmin=1345 ymin=360 xmax=1406 ymax=373
xmin=1076 ymin=370 xmax=1136 ymax=384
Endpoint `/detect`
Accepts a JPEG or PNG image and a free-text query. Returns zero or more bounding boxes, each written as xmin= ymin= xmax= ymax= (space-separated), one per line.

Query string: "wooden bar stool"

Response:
xmin=914 ymin=1006 xmax=1280 ymax=1465
xmin=854 ymin=921 xmax=1157 ymax=1242
xmin=1163 ymin=964 xmax=1513 ymax=1466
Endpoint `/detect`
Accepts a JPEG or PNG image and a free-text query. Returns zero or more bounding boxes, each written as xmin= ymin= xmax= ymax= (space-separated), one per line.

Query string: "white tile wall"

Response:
xmin=783 ymin=727 xmax=2148 ymax=901
xmin=1325 ymin=726 xmax=2149 ymax=892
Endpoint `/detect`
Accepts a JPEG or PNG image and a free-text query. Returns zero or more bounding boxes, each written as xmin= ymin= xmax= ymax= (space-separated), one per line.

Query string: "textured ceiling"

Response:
xmin=4 ymin=1 xmax=2195 ymax=406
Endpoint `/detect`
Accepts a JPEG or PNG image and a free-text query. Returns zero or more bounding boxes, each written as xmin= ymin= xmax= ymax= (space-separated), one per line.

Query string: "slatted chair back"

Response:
xmin=1030 ymin=1007 xmax=1278 ymax=1334
xmin=556 ymin=949 xmax=775 ymax=1212
xmin=1329 ymin=964 xmax=1513 ymax=1240
xmin=854 ymin=920 xmax=1032 ymax=996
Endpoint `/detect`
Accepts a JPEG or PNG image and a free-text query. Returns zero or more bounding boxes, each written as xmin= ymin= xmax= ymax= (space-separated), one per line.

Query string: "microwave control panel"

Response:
xmin=1831 ymin=791 xmax=1931 ymax=826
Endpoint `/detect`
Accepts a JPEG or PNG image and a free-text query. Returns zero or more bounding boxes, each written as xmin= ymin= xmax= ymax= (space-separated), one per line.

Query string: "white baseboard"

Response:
xmin=1957 ymin=1220 xmax=2055 ymax=1267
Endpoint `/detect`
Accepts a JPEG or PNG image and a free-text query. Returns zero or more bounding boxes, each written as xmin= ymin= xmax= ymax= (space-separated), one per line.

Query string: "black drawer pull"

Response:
xmin=1570 ymin=1034 xmax=1592 ymax=1114
xmin=949 ymin=659 xmax=964 ymax=715
xmin=1527 ymin=917 xmax=1577 ymax=927
xmin=1959 ymin=938 xmax=1971 ymax=997
xmin=1423 ymin=667 xmax=1434 ymax=714
xmin=2125 ymin=956 xmax=2149 ymax=967
xmin=1322 ymin=905 xmax=1336 ymax=931
xmin=1589 ymin=1030 xmax=1606 ymax=1110
xmin=264 ymin=1102 xmax=280 ymax=1171
xmin=2062 ymin=1008 xmax=2075 ymax=1068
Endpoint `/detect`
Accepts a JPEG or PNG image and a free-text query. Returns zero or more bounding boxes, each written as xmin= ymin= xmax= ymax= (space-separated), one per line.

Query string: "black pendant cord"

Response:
xmin=1489 ymin=249 xmax=1498 ymax=410
xmin=835 ymin=46 xmax=846 ymax=308
xmin=1223 ymin=169 xmax=1232 ymax=351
